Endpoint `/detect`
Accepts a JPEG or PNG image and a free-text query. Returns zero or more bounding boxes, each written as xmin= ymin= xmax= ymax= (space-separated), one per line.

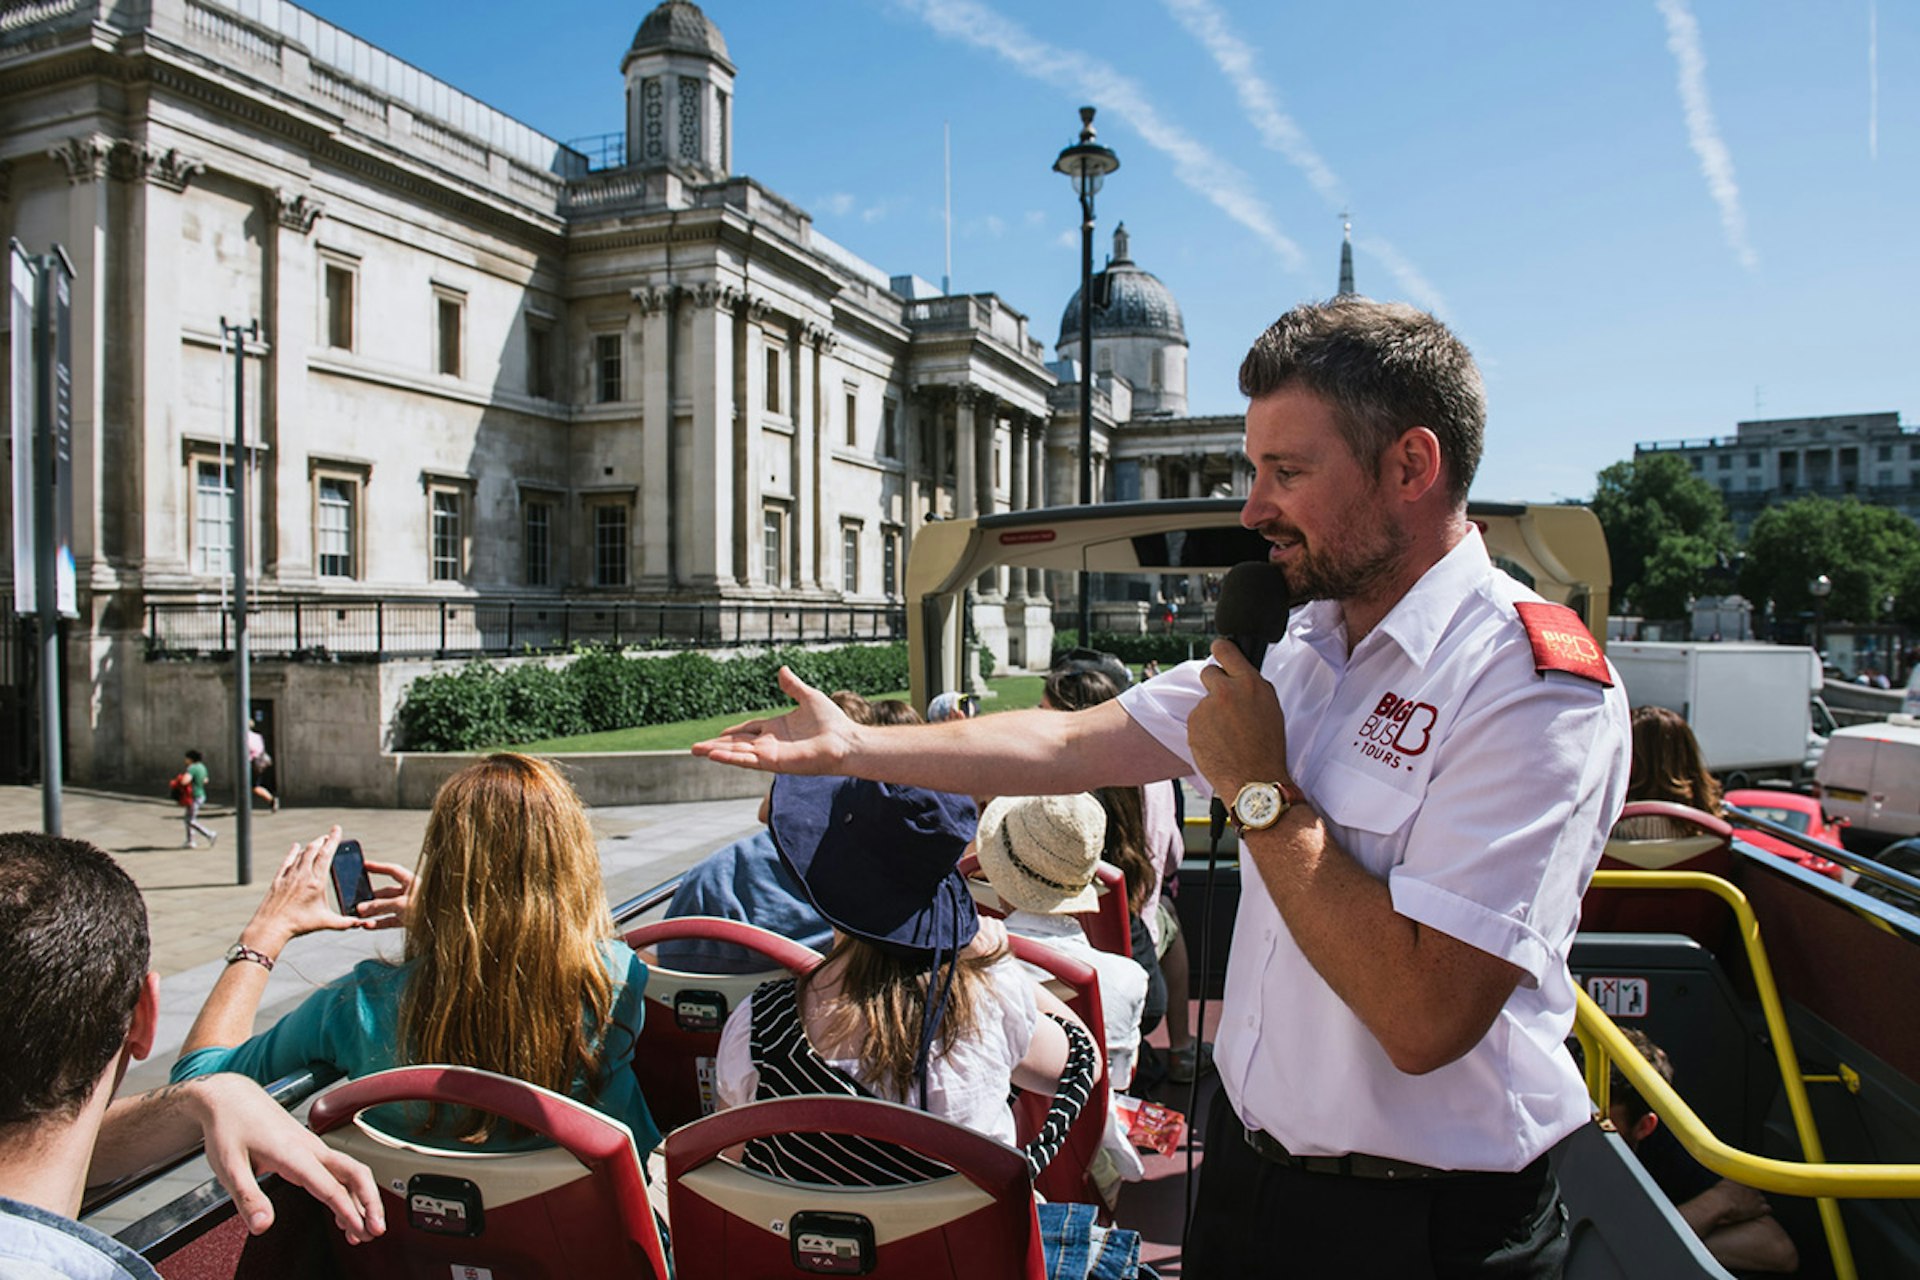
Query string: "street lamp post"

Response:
xmin=1054 ymin=106 xmax=1118 ymax=645
xmin=1809 ymin=573 xmax=1832 ymax=661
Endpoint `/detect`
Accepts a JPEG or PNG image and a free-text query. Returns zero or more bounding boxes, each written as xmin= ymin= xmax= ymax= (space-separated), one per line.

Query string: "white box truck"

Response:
xmin=1607 ymin=642 xmax=1826 ymax=784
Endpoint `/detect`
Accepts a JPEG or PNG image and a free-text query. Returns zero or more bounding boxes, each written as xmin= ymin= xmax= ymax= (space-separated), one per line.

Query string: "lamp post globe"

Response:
xmin=1053 ymin=106 xmax=1119 ymax=645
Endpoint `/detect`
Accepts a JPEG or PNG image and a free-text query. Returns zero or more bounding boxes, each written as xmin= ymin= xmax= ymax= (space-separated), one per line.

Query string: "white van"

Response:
xmin=1815 ymin=717 xmax=1920 ymax=849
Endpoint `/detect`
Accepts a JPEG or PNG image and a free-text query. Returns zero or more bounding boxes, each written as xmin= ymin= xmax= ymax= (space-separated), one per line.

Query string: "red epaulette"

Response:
xmin=1513 ymin=602 xmax=1612 ymax=686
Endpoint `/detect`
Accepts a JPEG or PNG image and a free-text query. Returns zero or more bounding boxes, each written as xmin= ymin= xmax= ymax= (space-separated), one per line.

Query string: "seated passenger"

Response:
xmin=1609 ymin=1029 xmax=1799 ymax=1274
xmin=972 ymin=792 xmax=1148 ymax=1089
xmin=654 ymin=690 xmax=884 ymax=973
xmin=1614 ymin=706 xmax=1723 ymax=837
xmin=713 ymin=775 xmax=1102 ymax=1184
xmin=1 ymin=831 xmax=383 ymax=1278
xmin=1040 ymin=666 xmax=1168 ymax=1039
xmin=171 ymin=753 xmax=661 ymax=1156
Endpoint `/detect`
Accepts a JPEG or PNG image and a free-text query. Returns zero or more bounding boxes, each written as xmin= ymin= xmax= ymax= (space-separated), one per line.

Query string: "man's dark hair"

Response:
xmin=1044 ymin=666 xmax=1121 ymax=712
xmin=185 ymin=749 xmax=204 ymax=763
xmin=1050 ymin=647 xmax=1131 ymax=694
xmin=0 ymin=832 xmax=150 ymax=1129
xmin=1609 ymin=1027 xmax=1675 ymax=1126
xmin=1237 ymin=296 xmax=1485 ymax=506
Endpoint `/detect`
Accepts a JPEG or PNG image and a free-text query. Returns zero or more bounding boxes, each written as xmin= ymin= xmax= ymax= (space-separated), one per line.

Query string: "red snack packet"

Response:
xmin=1116 ymin=1097 xmax=1187 ymax=1158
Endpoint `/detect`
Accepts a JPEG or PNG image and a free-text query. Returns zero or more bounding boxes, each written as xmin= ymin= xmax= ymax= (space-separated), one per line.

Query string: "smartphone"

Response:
xmin=330 ymin=839 xmax=374 ymax=915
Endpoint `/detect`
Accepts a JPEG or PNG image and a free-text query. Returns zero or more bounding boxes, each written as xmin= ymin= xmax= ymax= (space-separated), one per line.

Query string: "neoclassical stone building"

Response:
xmin=1 ymin=0 xmax=1111 ymax=784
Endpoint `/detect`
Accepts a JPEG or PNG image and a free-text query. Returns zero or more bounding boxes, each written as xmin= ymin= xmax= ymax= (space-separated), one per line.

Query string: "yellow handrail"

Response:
xmin=1582 ymin=868 xmax=1920 ymax=1280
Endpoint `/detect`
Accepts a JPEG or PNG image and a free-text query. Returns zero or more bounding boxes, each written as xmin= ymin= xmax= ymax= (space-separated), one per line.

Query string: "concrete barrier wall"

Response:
xmin=392 ymin=751 xmax=769 ymax=809
xmin=85 ymin=646 xmax=772 ymax=808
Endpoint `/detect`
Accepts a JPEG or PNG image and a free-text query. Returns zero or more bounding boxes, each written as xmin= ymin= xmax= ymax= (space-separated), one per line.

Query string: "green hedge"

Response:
xmin=396 ymin=642 xmax=909 ymax=751
xmin=1049 ymin=631 xmax=1213 ymax=666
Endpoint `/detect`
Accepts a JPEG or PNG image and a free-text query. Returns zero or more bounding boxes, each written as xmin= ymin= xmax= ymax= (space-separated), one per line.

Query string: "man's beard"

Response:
xmin=1261 ymin=508 xmax=1410 ymax=605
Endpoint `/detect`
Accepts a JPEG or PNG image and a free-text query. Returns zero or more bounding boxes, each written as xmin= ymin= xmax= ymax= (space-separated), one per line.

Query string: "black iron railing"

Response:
xmin=145 ymin=597 xmax=907 ymax=661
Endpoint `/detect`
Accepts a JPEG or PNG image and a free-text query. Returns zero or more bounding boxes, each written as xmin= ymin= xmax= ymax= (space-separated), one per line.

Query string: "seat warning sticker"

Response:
xmin=1585 ymin=976 xmax=1649 ymax=1018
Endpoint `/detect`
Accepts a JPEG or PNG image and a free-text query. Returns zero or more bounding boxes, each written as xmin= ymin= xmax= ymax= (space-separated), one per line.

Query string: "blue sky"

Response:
xmin=302 ymin=0 xmax=1915 ymax=505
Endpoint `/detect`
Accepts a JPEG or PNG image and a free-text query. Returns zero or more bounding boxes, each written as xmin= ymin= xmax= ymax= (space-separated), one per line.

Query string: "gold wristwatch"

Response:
xmin=1229 ymin=780 xmax=1294 ymax=832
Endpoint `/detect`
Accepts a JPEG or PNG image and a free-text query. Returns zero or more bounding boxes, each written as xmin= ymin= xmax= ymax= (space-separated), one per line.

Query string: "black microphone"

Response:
xmin=1213 ymin=559 xmax=1293 ymax=671
xmin=1208 ymin=560 xmax=1292 ymax=842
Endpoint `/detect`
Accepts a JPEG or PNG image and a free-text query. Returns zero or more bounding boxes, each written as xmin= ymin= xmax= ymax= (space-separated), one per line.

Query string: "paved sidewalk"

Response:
xmin=0 ymin=782 xmax=764 ymax=1096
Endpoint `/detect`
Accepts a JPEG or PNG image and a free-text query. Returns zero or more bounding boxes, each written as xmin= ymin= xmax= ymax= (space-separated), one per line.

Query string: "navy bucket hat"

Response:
xmin=768 ymin=774 xmax=980 ymax=958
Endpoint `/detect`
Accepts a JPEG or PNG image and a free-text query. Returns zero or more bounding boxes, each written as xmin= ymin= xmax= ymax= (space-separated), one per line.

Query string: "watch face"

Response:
xmin=1235 ymin=783 xmax=1283 ymax=829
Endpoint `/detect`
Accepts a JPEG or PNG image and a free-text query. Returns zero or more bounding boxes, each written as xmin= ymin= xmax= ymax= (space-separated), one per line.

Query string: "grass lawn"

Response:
xmin=507 ymin=674 xmax=1048 ymax=753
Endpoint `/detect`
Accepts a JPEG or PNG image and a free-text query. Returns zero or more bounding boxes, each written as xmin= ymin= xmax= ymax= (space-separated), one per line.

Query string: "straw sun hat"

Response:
xmin=974 ymin=792 xmax=1107 ymax=916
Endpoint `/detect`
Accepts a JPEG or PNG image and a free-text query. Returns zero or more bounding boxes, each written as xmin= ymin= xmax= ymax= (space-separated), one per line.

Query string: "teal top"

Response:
xmin=185 ymin=761 xmax=209 ymax=803
xmin=172 ymin=941 xmax=661 ymax=1155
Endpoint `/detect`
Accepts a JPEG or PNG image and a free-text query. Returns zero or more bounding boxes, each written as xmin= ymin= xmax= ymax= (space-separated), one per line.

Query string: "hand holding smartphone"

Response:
xmin=329 ymin=839 xmax=375 ymax=915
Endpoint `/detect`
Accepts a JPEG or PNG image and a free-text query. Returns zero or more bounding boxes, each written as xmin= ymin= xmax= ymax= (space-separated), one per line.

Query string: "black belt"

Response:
xmin=1242 ymin=1127 xmax=1471 ymax=1180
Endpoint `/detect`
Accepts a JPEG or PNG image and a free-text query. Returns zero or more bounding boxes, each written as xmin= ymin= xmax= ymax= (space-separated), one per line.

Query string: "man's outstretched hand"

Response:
xmin=691 ymin=665 xmax=858 ymax=774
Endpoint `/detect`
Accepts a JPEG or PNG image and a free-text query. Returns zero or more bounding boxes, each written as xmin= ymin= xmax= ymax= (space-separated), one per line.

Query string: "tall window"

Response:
xmin=527 ymin=319 xmax=554 ymax=398
xmin=595 ymin=332 xmax=623 ymax=403
xmin=316 ymin=477 xmax=355 ymax=578
xmin=883 ymin=528 xmax=900 ymax=597
xmin=763 ymin=506 xmax=786 ymax=587
xmin=845 ymin=389 xmax=859 ymax=447
xmin=594 ymin=505 xmax=629 ymax=587
xmin=324 ymin=263 xmax=354 ymax=350
xmin=882 ymin=400 xmax=899 ymax=458
xmin=430 ymin=490 xmax=462 ymax=581
xmin=764 ymin=346 xmax=781 ymax=413
xmin=841 ymin=523 xmax=861 ymax=593
xmin=436 ymin=292 xmax=464 ymax=376
xmin=194 ymin=460 xmax=233 ymax=575
xmin=524 ymin=500 xmax=552 ymax=586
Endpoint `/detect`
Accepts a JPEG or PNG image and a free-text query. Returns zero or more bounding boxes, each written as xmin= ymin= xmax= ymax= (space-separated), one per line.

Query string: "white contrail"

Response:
xmin=898 ymin=0 xmax=1307 ymax=273
xmin=1158 ymin=0 xmax=1447 ymax=314
xmin=1869 ymin=0 xmax=1879 ymax=161
xmin=1656 ymin=0 xmax=1758 ymax=270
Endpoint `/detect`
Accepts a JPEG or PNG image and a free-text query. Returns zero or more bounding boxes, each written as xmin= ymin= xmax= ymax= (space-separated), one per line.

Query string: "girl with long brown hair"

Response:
xmin=712 ymin=774 xmax=1099 ymax=1185
xmin=1614 ymin=705 xmax=1723 ymax=838
xmin=171 ymin=753 xmax=659 ymax=1153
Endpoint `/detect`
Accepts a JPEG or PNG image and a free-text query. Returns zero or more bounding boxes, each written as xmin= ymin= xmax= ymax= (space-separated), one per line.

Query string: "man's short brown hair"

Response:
xmin=1238 ymin=296 xmax=1485 ymax=506
xmin=0 ymin=832 xmax=150 ymax=1128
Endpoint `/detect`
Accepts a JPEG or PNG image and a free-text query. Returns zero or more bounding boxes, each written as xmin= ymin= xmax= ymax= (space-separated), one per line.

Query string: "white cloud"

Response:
xmin=1024 ymin=209 xmax=1047 ymax=227
xmin=1656 ymin=0 xmax=1758 ymax=270
xmin=899 ymin=0 xmax=1306 ymax=273
xmin=1158 ymin=0 xmax=1446 ymax=314
xmin=819 ymin=192 xmax=856 ymax=217
xmin=985 ymin=214 xmax=1007 ymax=236
xmin=1054 ymin=228 xmax=1078 ymax=250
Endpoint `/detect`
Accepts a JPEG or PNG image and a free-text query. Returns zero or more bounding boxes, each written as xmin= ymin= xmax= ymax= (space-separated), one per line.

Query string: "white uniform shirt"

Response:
xmin=1119 ymin=528 xmax=1629 ymax=1171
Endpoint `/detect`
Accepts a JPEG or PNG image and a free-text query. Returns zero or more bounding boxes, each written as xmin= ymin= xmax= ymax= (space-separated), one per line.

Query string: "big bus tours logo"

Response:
xmin=1355 ymin=692 xmax=1436 ymax=771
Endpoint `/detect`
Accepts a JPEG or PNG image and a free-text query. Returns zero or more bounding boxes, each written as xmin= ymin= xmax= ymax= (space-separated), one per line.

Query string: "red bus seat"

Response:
xmin=1586 ymin=801 xmax=1736 ymax=951
xmin=960 ymin=852 xmax=1133 ymax=959
xmin=1004 ymin=932 xmax=1113 ymax=1211
xmin=306 ymin=1065 xmax=667 ymax=1280
xmin=665 ymin=1095 xmax=1046 ymax=1279
xmin=624 ymin=916 xmax=823 ymax=1132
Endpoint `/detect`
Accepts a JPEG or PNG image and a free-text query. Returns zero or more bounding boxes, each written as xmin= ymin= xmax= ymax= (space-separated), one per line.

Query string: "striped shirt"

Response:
xmin=736 ymin=977 xmax=1098 ymax=1186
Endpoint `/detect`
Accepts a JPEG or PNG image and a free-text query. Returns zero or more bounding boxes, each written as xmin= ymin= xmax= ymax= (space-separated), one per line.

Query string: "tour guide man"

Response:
xmin=694 ymin=296 xmax=1630 ymax=1277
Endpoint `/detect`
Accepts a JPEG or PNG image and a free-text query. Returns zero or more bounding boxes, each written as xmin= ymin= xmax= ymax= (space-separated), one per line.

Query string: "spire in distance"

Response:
xmin=1337 ymin=211 xmax=1356 ymax=297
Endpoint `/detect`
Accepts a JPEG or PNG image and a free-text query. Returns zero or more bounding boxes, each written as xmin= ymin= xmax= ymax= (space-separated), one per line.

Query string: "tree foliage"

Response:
xmin=1738 ymin=497 xmax=1920 ymax=627
xmin=1589 ymin=454 xmax=1734 ymax=615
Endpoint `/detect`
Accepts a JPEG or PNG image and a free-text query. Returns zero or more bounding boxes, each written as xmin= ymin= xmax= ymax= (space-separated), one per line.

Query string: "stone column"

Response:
xmin=634 ymin=283 xmax=675 ymax=588
xmin=973 ymin=393 xmax=999 ymax=597
xmin=687 ymin=281 xmax=737 ymax=589
xmin=1141 ymin=453 xmax=1162 ymax=501
xmin=955 ymin=387 xmax=978 ymax=519
xmin=805 ymin=322 xmax=835 ymax=590
xmin=1008 ymin=414 xmax=1028 ymax=601
xmin=270 ymin=187 xmax=321 ymax=584
xmin=1027 ymin=420 xmax=1047 ymax=598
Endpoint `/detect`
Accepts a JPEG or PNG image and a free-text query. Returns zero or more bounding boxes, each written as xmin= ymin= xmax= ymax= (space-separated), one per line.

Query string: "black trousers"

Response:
xmin=1185 ymin=1096 xmax=1569 ymax=1279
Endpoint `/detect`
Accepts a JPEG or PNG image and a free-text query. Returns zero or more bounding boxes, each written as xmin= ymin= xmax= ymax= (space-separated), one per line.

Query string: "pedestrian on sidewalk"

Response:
xmin=181 ymin=749 xmax=217 ymax=849
xmin=248 ymin=717 xmax=278 ymax=813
